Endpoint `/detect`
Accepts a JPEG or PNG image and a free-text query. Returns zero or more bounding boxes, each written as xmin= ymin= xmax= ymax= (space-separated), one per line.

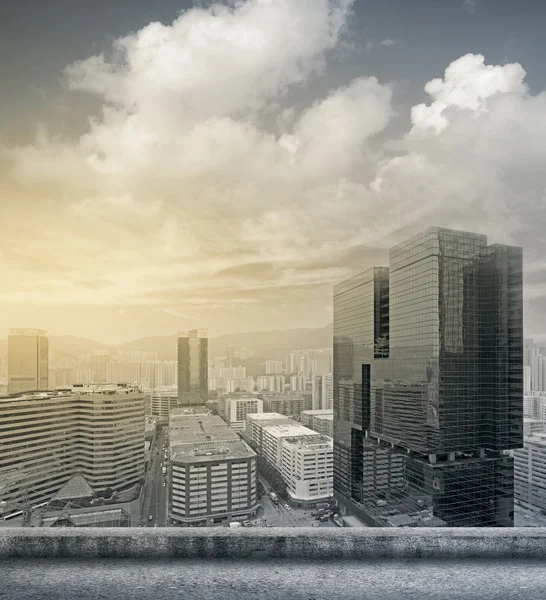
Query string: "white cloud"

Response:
xmin=410 ymin=53 xmax=527 ymax=135
xmin=3 ymin=0 xmax=546 ymax=337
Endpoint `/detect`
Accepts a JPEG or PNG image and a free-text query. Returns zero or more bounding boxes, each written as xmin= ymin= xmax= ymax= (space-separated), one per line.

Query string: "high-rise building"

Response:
xmin=0 ymin=386 xmax=145 ymax=512
xmin=178 ymin=329 xmax=208 ymax=405
xmin=333 ymin=227 xmax=523 ymax=527
xmin=226 ymin=346 xmax=234 ymax=368
xmin=312 ymin=373 xmax=333 ymax=410
xmin=8 ymin=329 xmax=49 ymax=395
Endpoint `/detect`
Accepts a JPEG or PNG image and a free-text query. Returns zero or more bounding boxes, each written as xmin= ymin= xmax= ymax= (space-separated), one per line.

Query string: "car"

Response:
xmin=148 ymin=515 xmax=153 ymax=521
xmin=284 ymin=504 xmax=291 ymax=510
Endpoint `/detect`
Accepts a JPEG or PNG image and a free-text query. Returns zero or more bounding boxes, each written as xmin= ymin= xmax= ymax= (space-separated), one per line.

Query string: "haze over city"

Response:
xmin=2 ymin=0 xmax=546 ymax=345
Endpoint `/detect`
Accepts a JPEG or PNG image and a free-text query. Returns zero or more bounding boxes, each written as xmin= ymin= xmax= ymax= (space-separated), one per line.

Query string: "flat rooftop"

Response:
xmin=262 ymin=424 xmax=319 ymax=439
xmin=246 ymin=412 xmax=289 ymax=421
xmin=169 ymin=412 xmax=254 ymax=463
xmin=283 ymin=435 xmax=332 ymax=448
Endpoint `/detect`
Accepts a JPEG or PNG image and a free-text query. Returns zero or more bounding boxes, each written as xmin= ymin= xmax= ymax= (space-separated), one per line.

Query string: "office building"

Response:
xmin=224 ymin=397 xmax=263 ymax=431
xmin=178 ymin=330 xmax=208 ymax=405
xmin=312 ymin=373 xmax=333 ymax=410
xmin=7 ymin=329 xmax=49 ymax=395
xmin=168 ymin=409 xmax=258 ymax=526
xmin=244 ymin=412 xmax=293 ymax=453
xmin=281 ymin=435 xmax=333 ymax=503
xmin=333 ymin=227 xmax=523 ymax=527
xmin=148 ymin=387 xmax=179 ymax=419
xmin=300 ymin=410 xmax=334 ymax=437
xmin=0 ymin=386 xmax=145 ymax=513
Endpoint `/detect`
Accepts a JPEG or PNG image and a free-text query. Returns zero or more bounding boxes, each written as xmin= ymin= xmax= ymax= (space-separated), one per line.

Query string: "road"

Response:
xmin=140 ymin=427 xmax=169 ymax=527
xmin=255 ymin=473 xmax=335 ymax=528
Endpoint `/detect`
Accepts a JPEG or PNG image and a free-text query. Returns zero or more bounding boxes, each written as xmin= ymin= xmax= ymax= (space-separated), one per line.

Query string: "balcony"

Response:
xmin=2 ymin=528 xmax=546 ymax=599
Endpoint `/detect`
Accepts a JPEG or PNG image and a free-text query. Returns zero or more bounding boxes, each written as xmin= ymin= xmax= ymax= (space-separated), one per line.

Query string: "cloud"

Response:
xmin=3 ymin=0 xmax=546 ymax=338
xmin=462 ymin=0 xmax=476 ymax=15
xmin=409 ymin=53 xmax=527 ymax=135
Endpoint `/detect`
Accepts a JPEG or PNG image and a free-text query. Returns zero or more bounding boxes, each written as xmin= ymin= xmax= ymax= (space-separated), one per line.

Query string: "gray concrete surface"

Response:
xmin=1 ymin=558 xmax=544 ymax=599
xmin=3 ymin=528 xmax=546 ymax=559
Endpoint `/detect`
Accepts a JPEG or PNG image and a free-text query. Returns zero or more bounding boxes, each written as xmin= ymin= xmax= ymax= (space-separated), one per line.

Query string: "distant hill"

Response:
xmin=116 ymin=335 xmax=179 ymax=361
xmin=0 ymin=335 xmax=111 ymax=362
xmin=0 ymin=325 xmax=333 ymax=362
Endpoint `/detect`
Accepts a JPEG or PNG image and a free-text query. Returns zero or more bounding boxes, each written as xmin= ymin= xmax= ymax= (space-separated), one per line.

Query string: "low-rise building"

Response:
xmin=168 ymin=408 xmax=258 ymax=526
xmin=513 ymin=431 xmax=546 ymax=511
xmin=300 ymin=410 xmax=334 ymax=437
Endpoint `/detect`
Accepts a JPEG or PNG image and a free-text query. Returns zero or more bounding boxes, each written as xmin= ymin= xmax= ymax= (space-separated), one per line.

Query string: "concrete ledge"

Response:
xmin=2 ymin=528 xmax=546 ymax=560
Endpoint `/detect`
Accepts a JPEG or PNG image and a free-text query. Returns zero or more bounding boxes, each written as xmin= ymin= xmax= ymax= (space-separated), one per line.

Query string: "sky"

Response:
xmin=1 ymin=0 xmax=546 ymax=345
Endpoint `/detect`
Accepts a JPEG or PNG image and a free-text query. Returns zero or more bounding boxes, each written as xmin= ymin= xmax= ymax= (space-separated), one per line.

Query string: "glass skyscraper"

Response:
xmin=333 ymin=227 xmax=523 ymax=527
xmin=177 ymin=329 xmax=208 ymax=405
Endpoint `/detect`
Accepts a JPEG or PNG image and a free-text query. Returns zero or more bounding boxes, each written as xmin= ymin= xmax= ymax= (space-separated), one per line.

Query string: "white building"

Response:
xmin=261 ymin=423 xmax=320 ymax=469
xmin=148 ymin=387 xmax=178 ymax=419
xmin=225 ymin=397 xmax=263 ymax=431
xmin=300 ymin=410 xmax=334 ymax=437
xmin=524 ymin=393 xmax=546 ymax=420
xmin=256 ymin=375 xmax=285 ymax=393
xmin=513 ymin=431 xmax=546 ymax=511
xmin=281 ymin=435 xmax=333 ymax=503
xmin=265 ymin=360 xmax=283 ymax=375
xmin=311 ymin=374 xmax=333 ymax=410
xmin=244 ymin=412 xmax=293 ymax=453
xmin=290 ymin=375 xmax=306 ymax=392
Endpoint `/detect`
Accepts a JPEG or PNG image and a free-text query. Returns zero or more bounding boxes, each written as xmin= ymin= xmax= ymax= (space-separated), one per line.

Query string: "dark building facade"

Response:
xmin=178 ymin=330 xmax=208 ymax=405
xmin=333 ymin=227 xmax=523 ymax=527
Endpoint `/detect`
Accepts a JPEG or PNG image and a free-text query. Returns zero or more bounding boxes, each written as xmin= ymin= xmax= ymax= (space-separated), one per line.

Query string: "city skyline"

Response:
xmin=2 ymin=0 xmax=546 ymax=345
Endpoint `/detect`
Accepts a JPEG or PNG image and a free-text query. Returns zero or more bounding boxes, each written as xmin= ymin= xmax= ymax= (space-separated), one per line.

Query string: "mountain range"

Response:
xmin=0 ymin=324 xmax=333 ymax=363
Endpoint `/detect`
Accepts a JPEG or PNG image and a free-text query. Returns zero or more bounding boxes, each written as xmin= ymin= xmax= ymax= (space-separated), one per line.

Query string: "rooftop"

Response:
xmin=283 ymin=435 xmax=332 ymax=448
xmin=246 ymin=412 xmax=288 ymax=421
xmin=262 ymin=424 xmax=319 ymax=439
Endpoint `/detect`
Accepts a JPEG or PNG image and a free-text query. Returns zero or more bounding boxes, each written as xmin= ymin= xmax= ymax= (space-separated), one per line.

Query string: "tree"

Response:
xmin=102 ymin=487 xmax=114 ymax=500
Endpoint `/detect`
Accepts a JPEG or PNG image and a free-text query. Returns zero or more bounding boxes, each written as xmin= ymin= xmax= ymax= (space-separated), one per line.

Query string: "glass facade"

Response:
xmin=178 ymin=330 xmax=208 ymax=405
xmin=333 ymin=227 xmax=523 ymax=527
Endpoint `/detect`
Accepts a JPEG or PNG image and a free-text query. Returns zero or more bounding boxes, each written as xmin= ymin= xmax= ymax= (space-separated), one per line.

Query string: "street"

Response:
xmin=253 ymin=474 xmax=336 ymax=528
xmin=140 ymin=427 xmax=169 ymax=527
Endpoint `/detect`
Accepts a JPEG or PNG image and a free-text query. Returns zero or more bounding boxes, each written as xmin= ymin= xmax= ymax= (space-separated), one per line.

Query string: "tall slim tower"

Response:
xmin=177 ymin=329 xmax=208 ymax=405
xmin=8 ymin=328 xmax=49 ymax=395
xmin=333 ymin=227 xmax=523 ymax=527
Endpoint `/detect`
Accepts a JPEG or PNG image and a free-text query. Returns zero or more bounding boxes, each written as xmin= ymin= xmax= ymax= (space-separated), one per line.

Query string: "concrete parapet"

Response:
xmin=2 ymin=528 xmax=546 ymax=560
